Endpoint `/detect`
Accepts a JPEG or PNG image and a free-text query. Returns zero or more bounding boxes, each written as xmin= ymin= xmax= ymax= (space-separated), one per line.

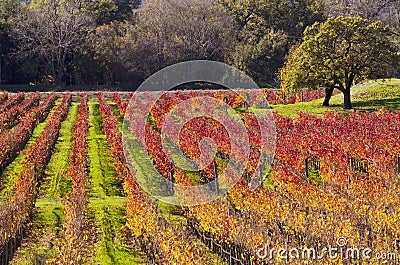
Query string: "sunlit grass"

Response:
xmin=86 ymin=99 xmax=146 ymax=265
xmin=271 ymin=78 xmax=400 ymax=118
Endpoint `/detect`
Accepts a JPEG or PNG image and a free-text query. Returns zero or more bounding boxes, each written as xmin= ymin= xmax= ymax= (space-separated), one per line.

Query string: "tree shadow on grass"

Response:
xmin=352 ymin=97 xmax=400 ymax=111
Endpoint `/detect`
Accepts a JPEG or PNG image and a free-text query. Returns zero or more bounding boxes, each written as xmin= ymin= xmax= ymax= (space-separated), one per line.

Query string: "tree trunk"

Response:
xmin=0 ymin=57 xmax=2 ymax=86
xmin=343 ymin=89 xmax=352 ymax=109
xmin=0 ymin=43 xmax=3 ymax=85
xmin=322 ymin=87 xmax=334 ymax=106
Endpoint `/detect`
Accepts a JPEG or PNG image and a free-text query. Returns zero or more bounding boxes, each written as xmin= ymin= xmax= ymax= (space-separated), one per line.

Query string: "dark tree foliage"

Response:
xmin=0 ymin=0 xmax=398 ymax=88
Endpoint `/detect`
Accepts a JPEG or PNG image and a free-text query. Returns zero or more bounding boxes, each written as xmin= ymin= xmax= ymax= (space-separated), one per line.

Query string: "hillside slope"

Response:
xmin=271 ymin=78 xmax=400 ymax=117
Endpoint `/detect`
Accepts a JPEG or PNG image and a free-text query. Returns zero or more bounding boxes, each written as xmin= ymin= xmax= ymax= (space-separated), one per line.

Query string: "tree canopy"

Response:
xmin=279 ymin=16 xmax=398 ymax=109
xmin=0 ymin=0 xmax=19 ymax=85
xmin=129 ymin=0 xmax=235 ymax=79
xmin=0 ymin=0 xmax=398 ymax=87
xmin=12 ymin=1 xmax=93 ymax=85
xmin=220 ymin=0 xmax=324 ymax=82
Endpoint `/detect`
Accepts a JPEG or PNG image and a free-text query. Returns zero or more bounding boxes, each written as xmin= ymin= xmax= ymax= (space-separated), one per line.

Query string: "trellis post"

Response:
xmin=170 ymin=161 xmax=175 ymax=196
xmin=224 ymin=96 xmax=229 ymax=112
xmin=305 ymin=158 xmax=309 ymax=179
xmin=213 ymin=160 xmax=220 ymax=195
xmin=259 ymin=153 xmax=266 ymax=185
xmin=397 ymin=156 xmax=400 ymax=175
xmin=350 ymin=157 xmax=354 ymax=172
xmin=33 ymin=164 xmax=37 ymax=182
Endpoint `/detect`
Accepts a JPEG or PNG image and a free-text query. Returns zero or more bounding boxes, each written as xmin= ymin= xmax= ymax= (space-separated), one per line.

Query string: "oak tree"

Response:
xmin=279 ymin=16 xmax=398 ymax=109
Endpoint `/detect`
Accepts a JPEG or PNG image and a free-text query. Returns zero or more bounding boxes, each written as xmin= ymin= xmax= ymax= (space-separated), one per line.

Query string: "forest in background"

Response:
xmin=0 ymin=0 xmax=399 ymax=87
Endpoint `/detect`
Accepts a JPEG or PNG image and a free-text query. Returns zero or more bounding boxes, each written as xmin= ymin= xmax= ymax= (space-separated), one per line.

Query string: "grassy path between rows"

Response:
xmin=0 ymin=98 xmax=62 ymax=199
xmin=124 ymin=136 xmax=226 ymax=264
xmin=118 ymin=107 xmax=226 ymax=264
xmin=9 ymin=101 xmax=78 ymax=264
xmin=84 ymin=100 xmax=147 ymax=265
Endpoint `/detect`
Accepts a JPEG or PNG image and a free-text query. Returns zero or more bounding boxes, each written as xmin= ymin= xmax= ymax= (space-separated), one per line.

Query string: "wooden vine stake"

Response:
xmin=213 ymin=160 xmax=220 ymax=195
xmin=305 ymin=158 xmax=309 ymax=179
xmin=170 ymin=161 xmax=175 ymax=196
xmin=397 ymin=156 xmax=400 ymax=175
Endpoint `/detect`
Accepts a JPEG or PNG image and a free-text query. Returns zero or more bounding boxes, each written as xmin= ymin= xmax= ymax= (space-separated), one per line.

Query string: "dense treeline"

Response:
xmin=0 ymin=0 xmax=398 ymax=87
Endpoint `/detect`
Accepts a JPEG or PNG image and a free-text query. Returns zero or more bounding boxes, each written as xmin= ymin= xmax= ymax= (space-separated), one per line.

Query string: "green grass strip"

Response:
xmin=87 ymin=197 xmax=147 ymax=265
xmin=88 ymin=101 xmax=123 ymax=197
xmin=9 ymin=198 xmax=65 ymax=265
xmin=9 ymin=99 xmax=77 ymax=264
xmin=116 ymin=100 xmax=225 ymax=264
xmin=86 ymin=99 xmax=147 ymax=265
xmin=41 ymin=103 xmax=78 ymax=198
xmin=0 ymin=103 xmax=59 ymax=199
